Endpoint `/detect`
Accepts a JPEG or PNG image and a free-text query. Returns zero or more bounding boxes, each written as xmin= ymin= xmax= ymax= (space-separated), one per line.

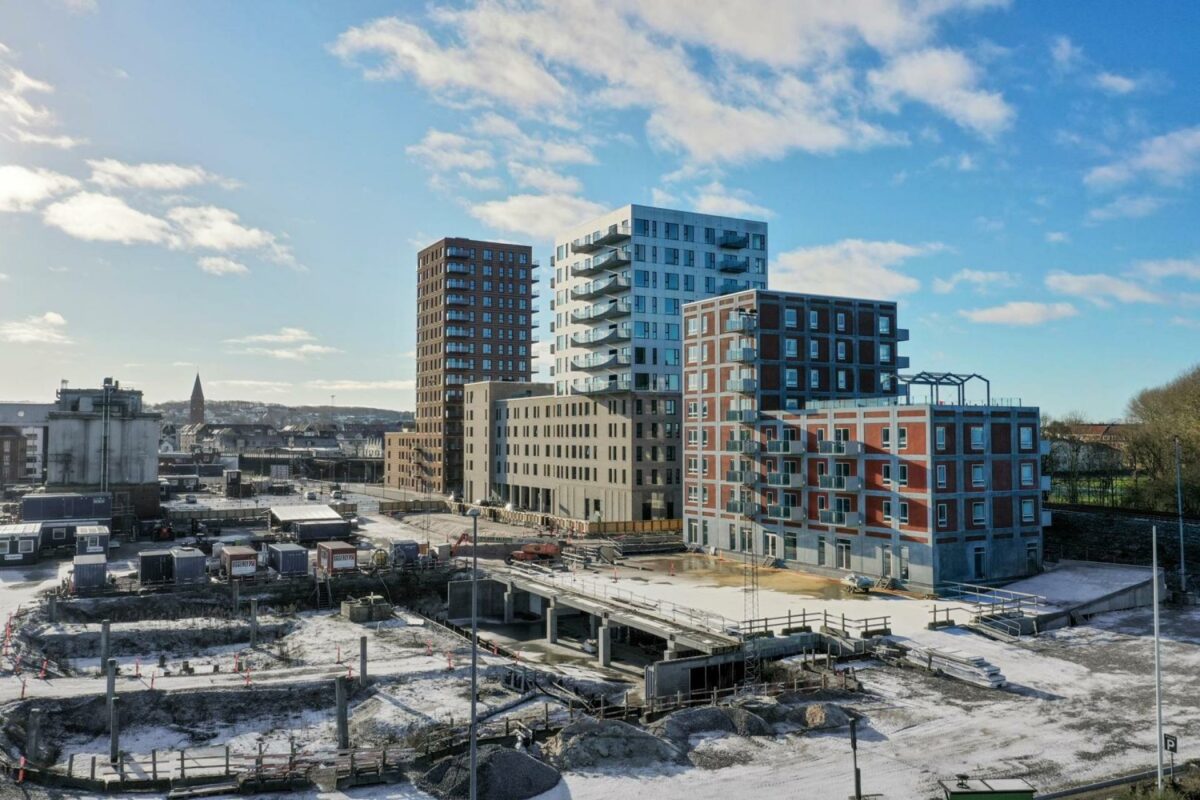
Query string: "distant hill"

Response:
xmin=151 ymin=399 xmax=412 ymax=426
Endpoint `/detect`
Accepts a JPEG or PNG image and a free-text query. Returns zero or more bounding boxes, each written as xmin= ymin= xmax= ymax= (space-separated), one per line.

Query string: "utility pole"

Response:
xmin=467 ymin=507 xmax=481 ymax=800
xmin=850 ymin=716 xmax=862 ymax=800
xmin=1175 ymin=436 xmax=1187 ymax=592
xmin=1153 ymin=524 xmax=1164 ymax=793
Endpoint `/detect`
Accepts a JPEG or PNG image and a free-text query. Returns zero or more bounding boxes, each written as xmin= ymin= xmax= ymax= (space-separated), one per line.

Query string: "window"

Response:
xmin=935 ymin=426 xmax=946 ymax=450
xmin=836 ymin=541 xmax=852 ymax=570
xmin=836 ymin=312 xmax=846 ymax=331
xmin=809 ymin=339 xmax=819 ymax=359
xmin=898 ymin=464 xmax=909 ymax=487
xmin=18 ymin=538 xmax=35 ymax=554
xmin=1020 ymin=463 xmax=1034 ymax=487
xmin=971 ymin=464 xmax=985 ymax=487
xmin=809 ymin=369 xmax=819 ymax=389
xmin=882 ymin=463 xmax=892 ymax=485
xmin=879 ymin=316 xmax=891 ymax=335
xmin=817 ymin=536 xmax=827 ymax=566
xmin=972 ymin=502 xmax=985 ymax=525
xmin=786 ymin=369 xmax=799 ymax=388
xmin=836 ymin=341 xmax=847 ymax=361
xmin=785 ymin=308 xmax=798 ymax=328
xmin=809 ymin=309 xmax=819 ymax=330
xmin=882 ymin=501 xmax=893 ymax=522
xmin=899 ymin=502 xmax=909 ymax=524
xmin=898 ymin=426 xmax=908 ymax=449
xmin=882 ymin=428 xmax=891 ymax=448
xmin=837 ymin=370 xmax=847 ymax=390
xmin=880 ymin=343 xmax=892 ymax=363
xmin=970 ymin=425 xmax=984 ymax=450
xmin=786 ymin=338 xmax=798 ymax=357
xmin=937 ymin=503 xmax=948 ymax=527
xmin=1021 ymin=498 xmax=1036 ymax=523
xmin=1019 ymin=426 xmax=1034 ymax=450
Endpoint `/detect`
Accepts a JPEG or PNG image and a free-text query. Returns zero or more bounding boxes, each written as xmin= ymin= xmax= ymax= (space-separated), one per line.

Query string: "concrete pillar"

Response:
xmin=232 ymin=581 xmax=240 ymax=613
xmin=250 ymin=599 xmax=259 ymax=647
xmin=359 ymin=636 xmax=367 ymax=685
xmin=545 ymin=603 xmax=559 ymax=645
xmin=503 ymin=590 xmax=515 ymax=625
xmin=589 ymin=615 xmax=599 ymax=639
xmin=335 ymin=677 xmax=349 ymax=750
xmin=109 ymin=696 xmax=120 ymax=764
xmin=47 ymin=595 xmax=57 ymax=623
xmin=665 ymin=635 xmax=679 ymax=661
xmin=598 ymin=625 xmax=612 ymax=667
xmin=100 ymin=619 xmax=111 ymax=666
xmin=106 ymin=658 xmax=117 ymax=710
xmin=26 ymin=708 xmax=42 ymax=765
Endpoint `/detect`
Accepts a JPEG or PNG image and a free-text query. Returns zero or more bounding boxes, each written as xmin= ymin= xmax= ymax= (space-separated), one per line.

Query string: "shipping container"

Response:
xmin=267 ymin=542 xmax=309 ymax=578
xmin=75 ymin=525 xmax=111 ymax=558
xmin=21 ymin=492 xmax=113 ymax=523
xmin=392 ymin=539 xmax=420 ymax=566
xmin=73 ymin=554 xmax=108 ymax=591
xmin=316 ymin=541 xmax=358 ymax=575
xmin=292 ymin=519 xmax=352 ymax=543
xmin=221 ymin=545 xmax=258 ymax=578
xmin=138 ymin=549 xmax=174 ymax=585
xmin=0 ymin=523 xmax=41 ymax=566
xmin=38 ymin=520 xmax=101 ymax=552
xmin=171 ymin=547 xmax=207 ymax=584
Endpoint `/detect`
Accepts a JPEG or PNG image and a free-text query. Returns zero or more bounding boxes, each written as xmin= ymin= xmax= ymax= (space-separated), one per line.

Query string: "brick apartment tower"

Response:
xmin=189 ymin=373 xmax=205 ymax=425
xmin=386 ymin=237 xmax=536 ymax=496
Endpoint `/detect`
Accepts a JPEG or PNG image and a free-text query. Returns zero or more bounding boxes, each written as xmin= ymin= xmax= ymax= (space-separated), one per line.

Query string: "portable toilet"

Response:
xmin=221 ymin=545 xmax=258 ymax=579
xmin=75 ymin=525 xmax=111 ymax=558
xmin=0 ymin=523 xmax=42 ymax=566
xmin=267 ymin=542 xmax=309 ymax=578
xmin=138 ymin=549 xmax=174 ymax=585
xmin=171 ymin=547 xmax=207 ymax=585
xmin=72 ymin=554 xmax=108 ymax=592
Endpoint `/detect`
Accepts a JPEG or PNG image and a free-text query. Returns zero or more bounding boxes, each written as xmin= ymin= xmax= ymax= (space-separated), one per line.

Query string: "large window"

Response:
xmin=1020 ymin=463 xmax=1034 ymax=486
xmin=971 ymin=464 xmax=985 ymax=487
xmin=1019 ymin=426 xmax=1034 ymax=450
xmin=970 ymin=425 xmax=984 ymax=450
xmin=1021 ymin=498 xmax=1036 ymax=523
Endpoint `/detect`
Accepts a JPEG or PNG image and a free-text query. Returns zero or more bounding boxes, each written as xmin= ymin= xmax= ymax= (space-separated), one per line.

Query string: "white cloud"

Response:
xmin=1045 ymin=231 xmax=1070 ymax=244
xmin=166 ymin=205 xmax=298 ymax=267
xmin=1171 ymin=316 xmax=1200 ymax=330
xmin=470 ymin=193 xmax=606 ymax=239
xmin=933 ymin=152 xmax=977 ymax=171
xmin=405 ymin=129 xmax=493 ymax=171
xmin=457 ymin=172 xmax=503 ymax=192
xmin=0 ymin=311 xmax=72 ymax=344
xmin=307 ymin=379 xmax=415 ymax=391
xmin=1094 ymin=72 xmax=1141 ymax=95
xmin=868 ymin=47 xmax=1014 ymax=138
xmin=771 ymin=239 xmax=945 ymax=300
xmin=1084 ymin=126 xmax=1200 ymax=188
xmin=932 ymin=269 xmax=1017 ymax=294
xmin=198 ymin=256 xmax=249 ymax=276
xmin=1045 ymin=270 xmax=1164 ymax=307
xmin=959 ymin=301 xmax=1078 ymax=326
xmin=42 ymin=192 xmax=176 ymax=244
xmin=0 ymin=165 xmax=80 ymax=211
xmin=225 ymin=327 xmax=316 ymax=345
xmin=238 ymin=344 xmax=340 ymax=361
xmin=691 ymin=181 xmax=773 ymax=219
xmin=208 ymin=380 xmax=293 ymax=393
xmin=1086 ymin=194 xmax=1165 ymax=222
xmin=1050 ymin=35 xmax=1083 ymax=71
xmin=224 ymin=327 xmax=339 ymax=359
xmin=12 ymin=128 xmax=86 ymax=149
xmin=87 ymin=158 xmax=235 ymax=191
xmin=508 ymin=161 xmax=581 ymax=194
xmin=58 ymin=0 xmax=98 ymax=13
xmin=1130 ymin=258 xmax=1200 ymax=282
xmin=0 ymin=65 xmax=55 ymax=128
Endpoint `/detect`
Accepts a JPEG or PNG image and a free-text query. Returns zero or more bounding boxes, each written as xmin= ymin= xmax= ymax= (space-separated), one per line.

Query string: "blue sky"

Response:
xmin=1 ymin=0 xmax=1198 ymax=419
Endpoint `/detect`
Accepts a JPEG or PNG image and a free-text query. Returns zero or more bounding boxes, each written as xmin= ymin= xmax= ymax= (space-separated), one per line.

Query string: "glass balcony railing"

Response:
xmin=570 ymin=352 xmax=631 ymax=371
xmin=766 ymin=439 xmax=800 ymax=454
xmin=718 ymin=231 xmax=750 ymax=248
xmin=818 ymin=509 xmax=860 ymax=526
xmin=724 ymin=439 xmax=760 ymax=453
xmin=446 ymin=294 xmax=472 ymax=306
xmin=725 ymin=315 xmax=758 ymax=333
xmin=817 ymin=440 xmax=863 ymax=456
xmin=725 ymin=500 xmax=761 ymax=517
xmin=718 ymin=255 xmax=750 ymax=273
xmin=724 ymin=470 xmax=758 ymax=485
xmin=445 ymin=246 xmax=472 ymax=259
xmin=818 ymin=474 xmax=862 ymax=491
xmin=766 ymin=504 xmax=800 ymax=521
xmin=766 ymin=472 xmax=803 ymax=488
xmin=726 ymin=408 xmax=759 ymax=424
xmin=725 ymin=378 xmax=758 ymax=393
xmin=570 ymin=324 xmax=632 ymax=347
xmin=572 ymin=375 xmax=632 ymax=395
xmin=725 ymin=347 xmax=757 ymax=363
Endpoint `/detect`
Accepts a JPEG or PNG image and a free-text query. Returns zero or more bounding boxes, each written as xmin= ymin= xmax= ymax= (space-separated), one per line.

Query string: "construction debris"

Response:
xmin=416 ymin=744 xmax=561 ymax=800
xmin=543 ymin=718 xmax=683 ymax=769
xmin=905 ymin=645 xmax=1007 ymax=689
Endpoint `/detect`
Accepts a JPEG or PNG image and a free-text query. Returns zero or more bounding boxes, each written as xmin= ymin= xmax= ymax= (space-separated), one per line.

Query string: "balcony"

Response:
xmin=726 ymin=408 xmax=759 ymax=424
xmin=572 ymin=376 xmax=632 ymax=395
xmin=445 ymin=246 xmax=472 ymax=259
xmin=570 ymin=274 xmax=630 ymax=301
xmin=571 ymin=352 xmax=631 ymax=371
xmin=818 ymin=474 xmax=863 ymax=491
xmin=446 ymin=326 xmax=474 ymax=338
xmin=445 ymin=343 xmax=474 ymax=355
xmin=725 ymin=314 xmax=758 ymax=333
xmin=446 ymin=294 xmax=472 ymax=306
xmin=446 ymin=278 xmax=472 ymax=290
xmin=725 ymin=378 xmax=758 ymax=393
xmin=724 ymin=470 xmax=758 ymax=485
xmin=446 ymin=310 xmax=473 ymax=322
xmin=571 ymin=325 xmax=632 ymax=347
xmin=817 ymin=440 xmax=863 ymax=456
xmin=725 ymin=347 xmax=757 ymax=363
xmin=819 ymin=509 xmax=861 ymax=527
xmin=718 ymin=231 xmax=750 ymax=249
xmin=593 ymin=223 xmax=631 ymax=246
xmin=1041 ymin=510 xmax=1053 ymax=527
xmin=1039 ymin=440 xmax=1051 ymax=456
xmin=766 ymin=504 xmax=802 ymax=521
xmin=724 ymin=439 xmax=761 ymax=454
xmin=719 ymin=280 xmax=751 ymax=295
xmin=725 ymin=500 xmax=761 ymax=517
xmin=895 ymin=328 xmax=910 ymax=342
xmin=570 ymin=238 xmax=602 ymax=255
xmin=1040 ymin=475 xmax=1052 ymax=492
xmin=446 ymin=262 xmax=471 ymax=275
xmin=570 ymin=298 xmax=632 ymax=324
xmin=446 ymin=358 xmax=474 ymax=371
xmin=592 ymin=249 xmax=632 ymax=270
xmin=895 ymin=356 xmax=911 ymax=369
xmin=718 ymin=255 xmax=750 ymax=273
xmin=766 ymin=472 xmax=803 ymax=488
xmin=766 ymin=439 xmax=800 ymax=454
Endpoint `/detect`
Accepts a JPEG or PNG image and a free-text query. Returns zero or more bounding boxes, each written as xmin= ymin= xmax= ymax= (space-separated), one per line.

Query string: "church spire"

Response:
xmin=189 ymin=373 xmax=206 ymax=425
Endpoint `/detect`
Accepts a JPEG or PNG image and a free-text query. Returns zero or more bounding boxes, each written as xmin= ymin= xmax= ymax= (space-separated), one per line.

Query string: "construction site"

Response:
xmin=0 ymin=484 xmax=1197 ymax=800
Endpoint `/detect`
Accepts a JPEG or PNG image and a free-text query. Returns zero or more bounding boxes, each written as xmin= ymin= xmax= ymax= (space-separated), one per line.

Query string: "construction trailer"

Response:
xmin=220 ymin=545 xmax=258 ymax=579
xmin=20 ymin=492 xmax=112 ymax=523
xmin=0 ymin=523 xmax=42 ymax=566
xmin=74 ymin=525 xmax=111 ymax=558
xmin=316 ymin=541 xmax=357 ymax=576
xmin=72 ymin=553 xmax=108 ymax=592
xmin=267 ymin=542 xmax=309 ymax=578
xmin=292 ymin=519 xmax=352 ymax=544
xmin=138 ymin=548 xmax=174 ymax=585
xmin=35 ymin=518 xmax=104 ymax=553
xmin=171 ymin=547 xmax=207 ymax=584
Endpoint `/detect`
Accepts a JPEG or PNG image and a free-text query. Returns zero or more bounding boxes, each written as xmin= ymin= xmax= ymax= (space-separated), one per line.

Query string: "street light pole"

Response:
xmin=1153 ymin=524 xmax=1164 ymax=793
xmin=1175 ymin=436 xmax=1186 ymax=592
xmin=467 ymin=507 xmax=481 ymax=800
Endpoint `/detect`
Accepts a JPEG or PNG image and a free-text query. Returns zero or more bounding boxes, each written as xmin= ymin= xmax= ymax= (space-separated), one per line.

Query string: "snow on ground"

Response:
xmin=1002 ymin=561 xmax=1155 ymax=608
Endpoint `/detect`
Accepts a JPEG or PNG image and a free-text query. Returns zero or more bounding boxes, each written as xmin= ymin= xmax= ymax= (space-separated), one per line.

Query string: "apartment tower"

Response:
xmin=386 ymin=237 xmax=535 ymax=496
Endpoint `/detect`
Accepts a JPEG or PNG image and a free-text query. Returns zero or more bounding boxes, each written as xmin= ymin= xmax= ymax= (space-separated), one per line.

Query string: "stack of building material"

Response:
xmin=905 ymin=645 xmax=1006 ymax=689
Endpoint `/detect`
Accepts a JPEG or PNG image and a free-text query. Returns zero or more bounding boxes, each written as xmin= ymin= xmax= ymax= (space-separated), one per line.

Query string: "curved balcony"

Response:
xmin=570 ymin=238 xmax=602 ymax=255
xmin=594 ymin=223 xmax=631 ymax=246
xmin=591 ymin=249 xmax=631 ymax=270
xmin=571 ymin=324 xmax=632 ymax=348
xmin=570 ymin=274 xmax=631 ymax=301
xmin=571 ymin=298 xmax=632 ymax=324
xmin=572 ymin=375 xmax=632 ymax=395
xmin=718 ymin=256 xmax=750 ymax=273
xmin=718 ymin=231 xmax=749 ymax=249
xmin=571 ymin=352 xmax=631 ymax=371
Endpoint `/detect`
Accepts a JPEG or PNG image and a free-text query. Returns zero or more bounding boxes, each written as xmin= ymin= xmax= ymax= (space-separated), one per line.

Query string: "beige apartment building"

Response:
xmin=385 ymin=237 xmax=535 ymax=496
xmin=462 ymin=380 xmax=682 ymax=521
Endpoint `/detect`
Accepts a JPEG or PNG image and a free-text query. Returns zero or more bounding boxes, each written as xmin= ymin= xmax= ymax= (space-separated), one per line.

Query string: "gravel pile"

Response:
xmin=648 ymin=706 xmax=772 ymax=747
xmin=796 ymin=702 xmax=850 ymax=730
xmin=543 ymin=718 xmax=684 ymax=769
xmin=417 ymin=745 xmax=561 ymax=800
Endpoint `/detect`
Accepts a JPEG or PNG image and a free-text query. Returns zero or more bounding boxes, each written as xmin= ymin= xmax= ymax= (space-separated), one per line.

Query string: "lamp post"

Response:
xmin=466 ymin=506 xmax=481 ymax=800
xmin=1153 ymin=524 xmax=1164 ymax=793
xmin=1175 ymin=436 xmax=1187 ymax=592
